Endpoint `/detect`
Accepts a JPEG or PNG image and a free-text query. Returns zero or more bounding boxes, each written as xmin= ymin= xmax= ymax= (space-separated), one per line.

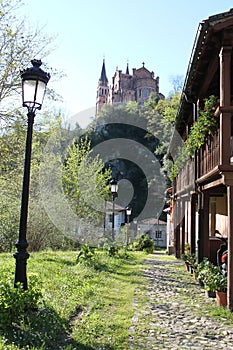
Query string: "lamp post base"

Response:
xmin=14 ymin=242 xmax=30 ymax=290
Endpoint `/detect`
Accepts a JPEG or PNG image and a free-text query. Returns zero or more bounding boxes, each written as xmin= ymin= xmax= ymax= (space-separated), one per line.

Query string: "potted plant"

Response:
xmin=181 ymin=253 xmax=190 ymax=271
xmin=188 ymin=254 xmax=197 ymax=274
xmin=195 ymin=258 xmax=208 ymax=286
xmin=212 ymin=272 xmax=227 ymax=307
xmin=182 ymin=253 xmax=196 ymax=274
xmin=202 ymin=262 xmax=227 ymax=304
xmin=197 ymin=259 xmax=217 ymax=297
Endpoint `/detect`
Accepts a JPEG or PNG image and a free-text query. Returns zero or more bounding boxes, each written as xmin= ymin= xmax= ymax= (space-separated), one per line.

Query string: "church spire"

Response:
xmin=126 ymin=62 xmax=129 ymax=75
xmin=96 ymin=59 xmax=109 ymax=115
xmin=99 ymin=59 xmax=108 ymax=85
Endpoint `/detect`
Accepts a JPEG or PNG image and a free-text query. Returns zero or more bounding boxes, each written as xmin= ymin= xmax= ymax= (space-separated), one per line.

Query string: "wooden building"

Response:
xmin=170 ymin=8 xmax=233 ymax=310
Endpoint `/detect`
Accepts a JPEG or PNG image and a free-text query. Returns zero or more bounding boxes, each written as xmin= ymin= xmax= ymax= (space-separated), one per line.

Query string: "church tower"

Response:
xmin=96 ymin=59 xmax=109 ymax=115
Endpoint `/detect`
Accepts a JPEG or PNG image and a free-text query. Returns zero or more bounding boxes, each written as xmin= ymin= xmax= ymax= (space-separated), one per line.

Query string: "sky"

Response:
xmin=21 ymin=0 xmax=232 ymax=127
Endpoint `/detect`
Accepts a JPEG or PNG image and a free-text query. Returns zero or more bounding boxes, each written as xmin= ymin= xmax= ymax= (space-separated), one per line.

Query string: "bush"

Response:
xmin=0 ymin=273 xmax=43 ymax=329
xmin=133 ymin=233 xmax=154 ymax=253
xmin=76 ymin=245 xmax=95 ymax=264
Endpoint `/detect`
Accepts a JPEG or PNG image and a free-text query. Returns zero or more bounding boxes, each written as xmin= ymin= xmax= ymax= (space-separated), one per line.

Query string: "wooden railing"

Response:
xmin=198 ymin=129 xmax=220 ymax=178
xmin=176 ymin=159 xmax=195 ymax=194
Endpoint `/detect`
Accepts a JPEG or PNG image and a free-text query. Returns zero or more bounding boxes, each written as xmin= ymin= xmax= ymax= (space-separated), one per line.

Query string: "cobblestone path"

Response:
xmin=129 ymin=253 xmax=233 ymax=349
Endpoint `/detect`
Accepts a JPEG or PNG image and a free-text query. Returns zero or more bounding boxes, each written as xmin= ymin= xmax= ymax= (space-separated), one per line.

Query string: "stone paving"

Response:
xmin=129 ymin=253 xmax=233 ymax=349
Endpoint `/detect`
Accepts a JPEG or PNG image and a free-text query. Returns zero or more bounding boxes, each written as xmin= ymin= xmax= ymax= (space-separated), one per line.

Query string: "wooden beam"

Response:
xmin=198 ymin=192 xmax=210 ymax=261
xmin=219 ymin=106 xmax=233 ymax=113
xmin=190 ymin=194 xmax=197 ymax=255
xmin=212 ymin=18 xmax=233 ymax=32
xmin=219 ymin=46 xmax=232 ymax=164
xmin=199 ymin=56 xmax=218 ymax=96
xmin=203 ymin=193 xmax=210 ymax=259
xmin=201 ymin=178 xmax=224 ymax=191
xmin=227 ymin=186 xmax=233 ymax=310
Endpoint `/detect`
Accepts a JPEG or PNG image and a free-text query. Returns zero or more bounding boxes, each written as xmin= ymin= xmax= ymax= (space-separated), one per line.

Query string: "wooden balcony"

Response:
xmin=198 ymin=129 xmax=220 ymax=179
xmin=176 ymin=159 xmax=195 ymax=195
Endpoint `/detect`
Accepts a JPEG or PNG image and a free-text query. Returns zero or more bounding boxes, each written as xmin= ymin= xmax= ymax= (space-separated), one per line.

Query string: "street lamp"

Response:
xmin=125 ymin=206 xmax=132 ymax=246
xmin=110 ymin=179 xmax=118 ymax=241
xmin=125 ymin=206 xmax=132 ymax=224
xmin=14 ymin=59 xmax=50 ymax=289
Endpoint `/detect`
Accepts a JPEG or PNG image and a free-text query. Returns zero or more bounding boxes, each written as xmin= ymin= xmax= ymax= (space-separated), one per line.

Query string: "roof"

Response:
xmin=99 ymin=59 xmax=108 ymax=85
xmin=176 ymin=8 xmax=233 ymax=132
xmin=138 ymin=218 xmax=167 ymax=225
xmin=126 ymin=63 xmax=129 ymax=74
xmin=133 ymin=64 xmax=154 ymax=79
xmin=105 ymin=201 xmax=126 ymax=212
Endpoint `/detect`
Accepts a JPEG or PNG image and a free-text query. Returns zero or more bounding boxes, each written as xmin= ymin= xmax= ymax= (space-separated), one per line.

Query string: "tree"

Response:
xmin=169 ymin=75 xmax=184 ymax=95
xmin=0 ymin=0 xmax=64 ymax=251
xmin=86 ymin=101 xmax=166 ymax=221
xmin=62 ymin=136 xmax=111 ymax=245
xmin=0 ymin=112 xmax=26 ymax=251
xmin=0 ymin=0 xmax=58 ymax=119
xmin=144 ymin=92 xmax=181 ymax=177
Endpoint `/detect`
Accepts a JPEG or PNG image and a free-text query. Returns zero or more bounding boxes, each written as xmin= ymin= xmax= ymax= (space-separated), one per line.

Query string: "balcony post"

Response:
xmin=219 ymin=46 xmax=232 ymax=165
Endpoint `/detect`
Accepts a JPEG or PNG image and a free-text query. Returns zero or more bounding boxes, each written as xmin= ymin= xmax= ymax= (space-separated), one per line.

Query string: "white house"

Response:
xmin=105 ymin=201 xmax=126 ymax=234
xmin=137 ymin=218 xmax=167 ymax=248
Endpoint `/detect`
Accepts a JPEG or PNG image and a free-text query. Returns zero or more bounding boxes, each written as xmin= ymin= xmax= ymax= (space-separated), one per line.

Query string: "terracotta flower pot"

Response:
xmin=216 ymin=291 xmax=227 ymax=307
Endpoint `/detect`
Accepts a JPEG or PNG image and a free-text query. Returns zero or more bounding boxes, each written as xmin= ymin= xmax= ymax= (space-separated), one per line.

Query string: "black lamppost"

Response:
xmin=110 ymin=179 xmax=118 ymax=241
xmin=14 ymin=59 xmax=50 ymax=289
xmin=125 ymin=206 xmax=132 ymax=246
xmin=126 ymin=206 xmax=132 ymax=224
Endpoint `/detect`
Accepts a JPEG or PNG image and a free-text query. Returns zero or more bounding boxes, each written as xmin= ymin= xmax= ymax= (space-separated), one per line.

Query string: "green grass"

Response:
xmin=0 ymin=249 xmax=148 ymax=349
xmin=2 ymin=250 xmax=233 ymax=349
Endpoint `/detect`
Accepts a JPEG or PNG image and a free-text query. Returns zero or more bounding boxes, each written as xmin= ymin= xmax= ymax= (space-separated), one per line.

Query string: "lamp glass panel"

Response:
xmin=35 ymin=80 xmax=46 ymax=105
xmin=111 ymin=183 xmax=118 ymax=193
xmin=23 ymin=80 xmax=37 ymax=105
xmin=126 ymin=208 xmax=132 ymax=216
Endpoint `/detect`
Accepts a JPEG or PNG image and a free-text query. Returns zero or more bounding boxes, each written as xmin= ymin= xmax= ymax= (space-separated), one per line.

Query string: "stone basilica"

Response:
xmin=96 ymin=59 xmax=164 ymax=115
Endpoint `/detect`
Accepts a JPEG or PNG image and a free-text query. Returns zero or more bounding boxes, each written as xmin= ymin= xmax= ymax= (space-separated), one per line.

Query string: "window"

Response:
xmin=138 ymin=89 xmax=141 ymax=97
xmin=155 ymin=230 xmax=162 ymax=238
xmin=143 ymin=88 xmax=147 ymax=98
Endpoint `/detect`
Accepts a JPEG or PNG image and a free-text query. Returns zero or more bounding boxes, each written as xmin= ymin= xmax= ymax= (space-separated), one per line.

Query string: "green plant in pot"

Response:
xmin=209 ymin=269 xmax=227 ymax=306
xmin=185 ymin=253 xmax=196 ymax=273
xmin=195 ymin=258 xmax=208 ymax=285
xmin=188 ymin=254 xmax=196 ymax=267
xmin=202 ymin=262 xmax=227 ymax=302
xmin=197 ymin=259 xmax=217 ymax=296
xmin=181 ymin=253 xmax=190 ymax=271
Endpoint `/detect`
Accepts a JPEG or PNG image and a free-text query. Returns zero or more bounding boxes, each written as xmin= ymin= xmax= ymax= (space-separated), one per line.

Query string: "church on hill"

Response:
xmin=96 ymin=60 xmax=164 ymax=115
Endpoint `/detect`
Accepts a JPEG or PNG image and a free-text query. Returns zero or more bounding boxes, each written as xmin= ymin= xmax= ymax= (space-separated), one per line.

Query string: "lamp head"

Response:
xmin=21 ymin=59 xmax=50 ymax=114
xmin=126 ymin=206 xmax=132 ymax=216
xmin=110 ymin=178 xmax=118 ymax=194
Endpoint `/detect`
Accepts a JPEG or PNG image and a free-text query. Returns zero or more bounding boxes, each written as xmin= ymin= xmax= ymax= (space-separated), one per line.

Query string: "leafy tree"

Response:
xmin=0 ymin=0 xmax=57 ymax=119
xmin=62 ymin=136 xmax=111 ymax=245
xmin=87 ymin=102 xmax=162 ymax=219
xmin=144 ymin=92 xmax=181 ymax=178
xmin=169 ymin=75 xmax=184 ymax=95
xmin=0 ymin=111 xmax=74 ymax=252
xmin=0 ymin=1 xmax=66 ymax=251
